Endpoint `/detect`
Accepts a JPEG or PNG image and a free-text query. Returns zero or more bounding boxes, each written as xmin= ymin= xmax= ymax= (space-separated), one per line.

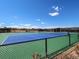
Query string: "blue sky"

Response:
xmin=0 ymin=0 xmax=79 ymax=28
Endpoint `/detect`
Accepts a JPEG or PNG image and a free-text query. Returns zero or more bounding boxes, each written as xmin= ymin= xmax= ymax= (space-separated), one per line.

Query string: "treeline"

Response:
xmin=0 ymin=27 xmax=79 ymax=33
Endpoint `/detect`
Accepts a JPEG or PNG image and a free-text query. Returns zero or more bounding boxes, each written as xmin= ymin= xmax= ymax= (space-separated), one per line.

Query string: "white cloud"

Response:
xmin=1 ymin=23 xmax=76 ymax=29
xmin=54 ymin=6 xmax=59 ymax=11
xmin=30 ymin=26 xmax=39 ymax=29
xmin=36 ymin=19 xmax=41 ymax=21
xmin=49 ymin=12 xmax=59 ymax=16
xmin=52 ymin=6 xmax=61 ymax=11
xmin=7 ymin=25 xmax=19 ymax=28
xmin=0 ymin=24 xmax=1 ymax=26
xmin=49 ymin=6 xmax=62 ymax=16
xmin=41 ymin=22 xmax=45 ymax=24
xmin=52 ymin=6 xmax=55 ymax=9
xmin=36 ymin=19 xmax=45 ymax=25
xmin=23 ymin=24 xmax=31 ymax=27
xmin=6 ymin=24 xmax=39 ymax=29
xmin=10 ymin=23 xmax=15 ymax=25
xmin=0 ymin=23 xmax=5 ymax=28
xmin=52 ymin=6 xmax=59 ymax=11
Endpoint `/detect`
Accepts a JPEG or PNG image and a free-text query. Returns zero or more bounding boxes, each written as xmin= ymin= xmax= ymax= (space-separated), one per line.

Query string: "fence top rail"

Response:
xmin=0 ymin=32 xmax=68 ymax=46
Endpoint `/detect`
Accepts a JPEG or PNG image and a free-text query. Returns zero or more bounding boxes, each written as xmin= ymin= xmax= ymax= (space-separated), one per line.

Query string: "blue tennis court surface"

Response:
xmin=1 ymin=32 xmax=68 ymax=45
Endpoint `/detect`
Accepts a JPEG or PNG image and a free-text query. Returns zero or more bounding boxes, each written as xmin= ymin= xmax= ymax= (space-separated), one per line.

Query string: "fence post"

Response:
xmin=77 ymin=32 xmax=79 ymax=41
xmin=45 ymin=38 xmax=48 ymax=59
xmin=68 ymin=32 xmax=71 ymax=46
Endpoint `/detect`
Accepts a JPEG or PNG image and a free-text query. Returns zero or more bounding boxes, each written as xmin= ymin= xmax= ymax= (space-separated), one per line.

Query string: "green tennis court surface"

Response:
xmin=0 ymin=40 xmax=45 ymax=59
xmin=0 ymin=32 xmax=79 ymax=59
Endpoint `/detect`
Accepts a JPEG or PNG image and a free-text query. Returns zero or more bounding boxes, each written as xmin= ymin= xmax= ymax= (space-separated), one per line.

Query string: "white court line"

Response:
xmin=0 ymin=33 xmax=24 ymax=45
xmin=0 ymin=33 xmax=19 ymax=45
xmin=0 ymin=33 xmax=25 ymax=45
xmin=0 ymin=35 xmax=10 ymax=45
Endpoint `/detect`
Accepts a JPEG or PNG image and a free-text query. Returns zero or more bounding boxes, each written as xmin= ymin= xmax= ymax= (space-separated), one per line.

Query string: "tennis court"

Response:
xmin=0 ymin=32 xmax=79 ymax=59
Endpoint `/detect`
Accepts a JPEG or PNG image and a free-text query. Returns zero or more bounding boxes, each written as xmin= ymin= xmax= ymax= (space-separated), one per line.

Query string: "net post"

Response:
xmin=45 ymin=38 xmax=48 ymax=59
xmin=68 ymin=32 xmax=71 ymax=46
